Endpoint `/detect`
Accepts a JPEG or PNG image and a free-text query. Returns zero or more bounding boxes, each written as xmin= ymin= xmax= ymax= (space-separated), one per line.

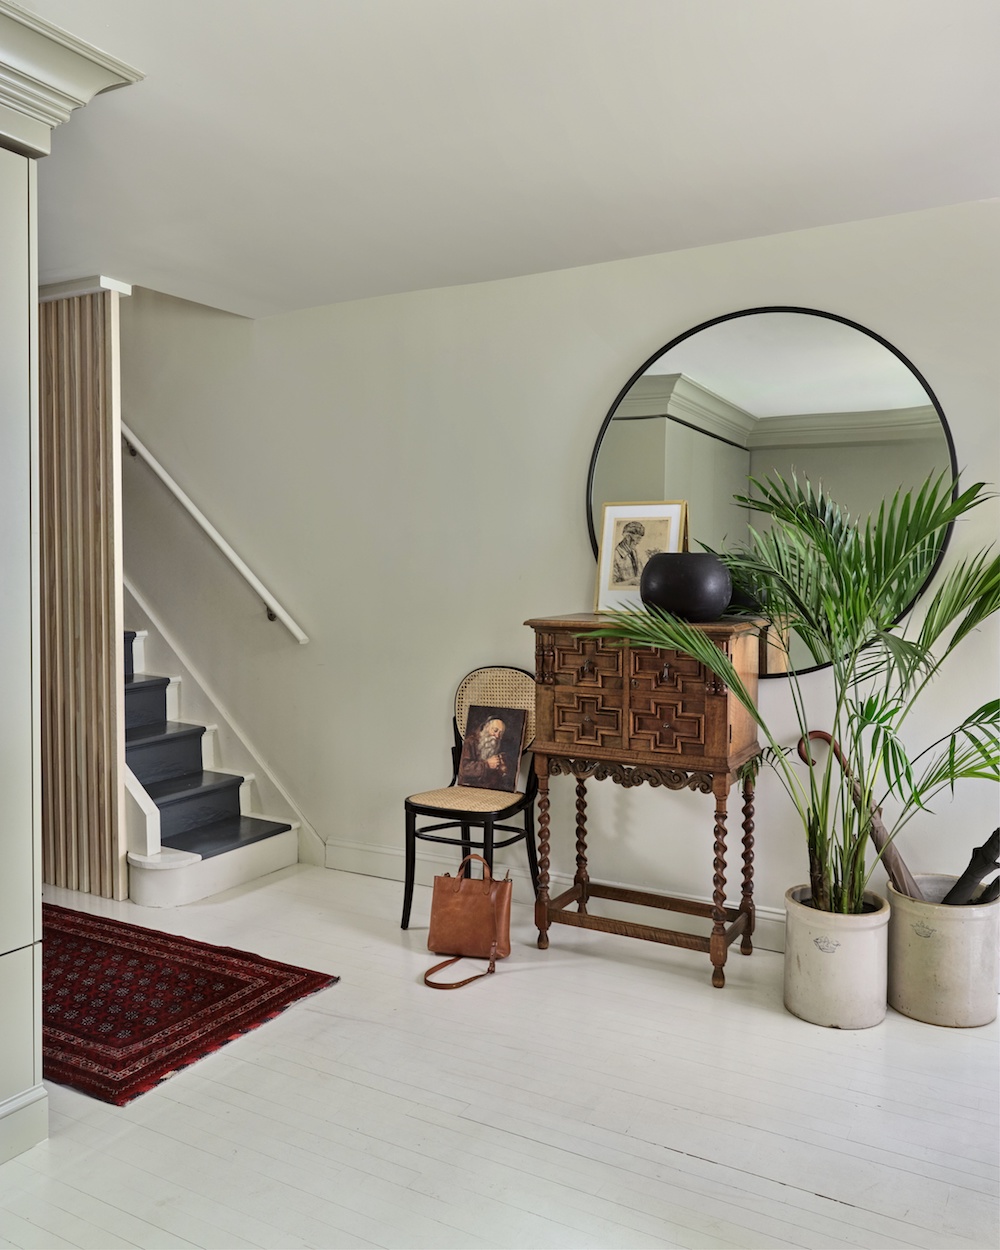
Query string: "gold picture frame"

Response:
xmin=595 ymin=500 xmax=689 ymax=612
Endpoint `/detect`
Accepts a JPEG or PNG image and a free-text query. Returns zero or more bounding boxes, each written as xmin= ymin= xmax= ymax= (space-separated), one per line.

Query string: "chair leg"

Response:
xmin=483 ymin=818 xmax=495 ymax=877
xmin=460 ymin=823 xmax=473 ymax=874
xmin=401 ymin=807 xmax=417 ymax=929
xmin=523 ymin=806 xmax=539 ymax=896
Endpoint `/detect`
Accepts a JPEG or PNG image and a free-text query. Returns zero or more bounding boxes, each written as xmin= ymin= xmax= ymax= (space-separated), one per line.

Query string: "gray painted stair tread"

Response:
xmin=125 ymin=721 xmax=204 ymax=746
xmin=161 ymin=814 xmax=292 ymax=859
xmin=125 ymin=673 xmax=169 ymax=689
xmin=144 ymin=770 xmax=244 ymax=805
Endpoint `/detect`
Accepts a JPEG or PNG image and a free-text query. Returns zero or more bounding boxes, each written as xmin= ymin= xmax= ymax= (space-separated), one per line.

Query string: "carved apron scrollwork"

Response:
xmin=548 ymin=756 xmax=714 ymax=793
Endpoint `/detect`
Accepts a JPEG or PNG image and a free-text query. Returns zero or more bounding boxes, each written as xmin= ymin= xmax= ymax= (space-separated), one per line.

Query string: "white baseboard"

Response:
xmin=325 ymin=838 xmax=787 ymax=952
xmin=0 ymin=1085 xmax=47 ymax=1165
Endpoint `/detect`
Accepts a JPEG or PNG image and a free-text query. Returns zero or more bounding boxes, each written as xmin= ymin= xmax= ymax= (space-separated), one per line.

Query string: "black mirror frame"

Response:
xmin=585 ymin=305 xmax=959 ymax=679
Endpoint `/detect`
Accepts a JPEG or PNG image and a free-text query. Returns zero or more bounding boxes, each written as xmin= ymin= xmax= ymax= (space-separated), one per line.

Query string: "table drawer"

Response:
xmin=628 ymin=647 xmax=714 ymax=758
xmin=550 ymin=686 xmax=625 ymax=751
xmin=549 ymin=632 xmax=624 ymax=687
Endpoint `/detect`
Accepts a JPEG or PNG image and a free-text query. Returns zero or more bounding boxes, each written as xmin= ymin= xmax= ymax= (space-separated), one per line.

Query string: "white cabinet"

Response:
xmin=0 ymin=1 xmax=140 ymax=1165
xmin=0 ymin=130 xmax=44 ymax=1172
xmin=0 ymin=145 xmax=34 ymax=963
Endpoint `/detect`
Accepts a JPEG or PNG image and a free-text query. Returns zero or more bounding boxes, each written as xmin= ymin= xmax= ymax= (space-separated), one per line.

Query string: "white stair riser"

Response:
xmin=128 ymin=829 xmax=299 ymax=907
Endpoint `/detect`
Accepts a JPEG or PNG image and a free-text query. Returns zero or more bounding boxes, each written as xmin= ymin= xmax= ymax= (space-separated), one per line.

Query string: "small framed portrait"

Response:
xmin=595 ymin=501 xmax=689 ymax=612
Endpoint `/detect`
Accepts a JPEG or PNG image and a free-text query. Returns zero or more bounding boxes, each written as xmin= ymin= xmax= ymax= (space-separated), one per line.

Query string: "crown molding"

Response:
xmin=747 ymin=404 xmax=942 ymax=449
xmin=39 ymin=274 xmax=131 ymax=301
xmin=615 ymin=374 xmax=941 ymax=453
xmin=0 ymin=0 xmax=142 ymax=157
xmin=616 ymin=373 xmax=757 ymax=447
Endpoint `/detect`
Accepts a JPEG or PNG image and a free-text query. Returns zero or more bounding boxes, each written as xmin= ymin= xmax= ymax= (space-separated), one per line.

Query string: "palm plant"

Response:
xmin=593 ymin=471 xmax=1000 ymax=914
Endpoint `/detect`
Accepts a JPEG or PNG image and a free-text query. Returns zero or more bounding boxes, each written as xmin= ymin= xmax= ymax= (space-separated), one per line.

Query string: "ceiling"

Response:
xmin=19 ymin=0 xmax=1000 ymax=319
xmin=644 ymin=312 xmax=928 ymax=416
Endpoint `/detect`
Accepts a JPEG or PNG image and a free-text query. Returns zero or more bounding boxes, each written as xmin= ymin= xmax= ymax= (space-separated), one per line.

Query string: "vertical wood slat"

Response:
xmin=39 ymin=292 xmax=126 ymax=900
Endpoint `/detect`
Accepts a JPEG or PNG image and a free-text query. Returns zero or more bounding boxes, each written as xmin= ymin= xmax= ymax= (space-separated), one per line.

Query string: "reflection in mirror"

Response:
xmin=588 ymin=308 xmax=956 ymax=676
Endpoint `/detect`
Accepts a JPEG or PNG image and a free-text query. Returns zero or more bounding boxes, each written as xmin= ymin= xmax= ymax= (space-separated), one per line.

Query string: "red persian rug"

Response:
xmin=42 ymin=904 xmax=338 ymax=1106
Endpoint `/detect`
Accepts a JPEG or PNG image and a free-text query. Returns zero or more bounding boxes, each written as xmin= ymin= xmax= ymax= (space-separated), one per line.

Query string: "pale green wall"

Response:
xmin=590 ymin=418 xmax=667 ymax=521
xmin=661 ymin=422 xmax=751 ymax=551
xmin=753 ymin=437 xmax=950 ymax=522
xmin=120 ymin=201 xmax=1000 ymax=939
xmin=593 ymin=417 xmax=751 ymax=552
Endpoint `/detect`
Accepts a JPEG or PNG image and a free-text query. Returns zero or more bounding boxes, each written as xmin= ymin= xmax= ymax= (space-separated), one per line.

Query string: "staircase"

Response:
xmin=124 ymin=630 xmax=299 ymax=906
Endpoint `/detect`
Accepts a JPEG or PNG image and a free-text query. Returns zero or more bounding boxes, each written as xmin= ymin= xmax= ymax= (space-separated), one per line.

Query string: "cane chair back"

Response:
xmin=455 ymin=666 xmax=536 ymax=748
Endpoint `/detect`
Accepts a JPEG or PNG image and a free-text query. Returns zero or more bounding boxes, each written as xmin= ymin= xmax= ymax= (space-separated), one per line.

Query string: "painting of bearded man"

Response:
xmin=457 ymin=705 xmax=527 ymax=792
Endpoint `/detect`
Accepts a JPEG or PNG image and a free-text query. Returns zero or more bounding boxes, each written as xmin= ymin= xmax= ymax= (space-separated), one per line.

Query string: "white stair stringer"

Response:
xmin=124 ymin=763 xmax=160 ymax=858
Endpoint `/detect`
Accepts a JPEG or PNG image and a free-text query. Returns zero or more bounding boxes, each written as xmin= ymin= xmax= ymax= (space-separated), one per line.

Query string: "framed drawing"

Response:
xmin=595 ymin=500 xmax=689 ymax=611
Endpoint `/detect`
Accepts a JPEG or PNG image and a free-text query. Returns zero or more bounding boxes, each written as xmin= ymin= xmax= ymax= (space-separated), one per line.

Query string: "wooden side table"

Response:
xmin=524 ymin=613 xmax=762 ymax=987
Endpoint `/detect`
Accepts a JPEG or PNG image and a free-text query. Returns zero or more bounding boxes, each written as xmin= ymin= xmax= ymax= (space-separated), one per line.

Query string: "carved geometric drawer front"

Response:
xmin=552 ymin=691 xmax=623 ymax=749
xmin=553 ymin=635 xmax=622 ymax=686
xmin=630 ymin=693 xmax=706 ymax=755
xmin=630 ymin=648 xmax=707 ymax=691
xmin=628 ymin=649 xmax=711 ymax=755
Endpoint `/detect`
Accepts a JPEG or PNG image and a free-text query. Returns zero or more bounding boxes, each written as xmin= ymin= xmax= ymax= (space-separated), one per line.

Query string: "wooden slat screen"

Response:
xmin=39 ymin=291 xmax=126 ymax=899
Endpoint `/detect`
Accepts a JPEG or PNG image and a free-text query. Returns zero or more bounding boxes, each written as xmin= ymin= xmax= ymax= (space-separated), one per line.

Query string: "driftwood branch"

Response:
xmin=942 ymin=829 xmax=1000 ymax=905
xmin=979 ymin=877 xmax=1000 ymax=903
xmin=797 ymin=731 xmax=925 ymax=901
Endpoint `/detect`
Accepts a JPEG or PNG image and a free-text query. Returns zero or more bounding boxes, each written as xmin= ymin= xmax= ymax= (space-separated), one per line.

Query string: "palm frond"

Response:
xmin=924 ymin=552 xmax=1000 ymax=654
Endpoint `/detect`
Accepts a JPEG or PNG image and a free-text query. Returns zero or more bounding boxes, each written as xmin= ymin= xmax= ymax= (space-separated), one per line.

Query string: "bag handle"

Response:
xmin=446 ymin=853 xmax=494 ymax=895
xmin=424 ymin=855 xmax=506 ymax=990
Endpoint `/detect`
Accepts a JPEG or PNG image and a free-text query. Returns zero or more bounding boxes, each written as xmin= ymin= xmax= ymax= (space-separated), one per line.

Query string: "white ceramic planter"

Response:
xmin=784 ymin=885 xmax=890 ymax=1029
xmin=887 ymin=874 xmax=999 ymax=1027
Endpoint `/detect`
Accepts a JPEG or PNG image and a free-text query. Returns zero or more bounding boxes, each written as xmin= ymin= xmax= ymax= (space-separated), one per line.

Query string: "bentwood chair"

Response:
xmin=401 ymin=666 xmax=539 ymax=929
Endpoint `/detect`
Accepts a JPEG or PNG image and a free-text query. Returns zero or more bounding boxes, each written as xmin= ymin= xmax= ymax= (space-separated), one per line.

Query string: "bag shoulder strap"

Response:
xmin=424 ymin=954 xmax=497 ymax=989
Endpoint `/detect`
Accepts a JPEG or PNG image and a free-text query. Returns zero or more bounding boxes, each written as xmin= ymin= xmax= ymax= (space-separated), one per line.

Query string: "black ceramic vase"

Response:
xmin=639 ymin=552 xmax=732 ymax=622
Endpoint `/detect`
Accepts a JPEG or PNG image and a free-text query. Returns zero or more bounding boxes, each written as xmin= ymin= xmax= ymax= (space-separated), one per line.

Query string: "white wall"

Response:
xmin=119 ymin=201 xmax=1000 ymax=945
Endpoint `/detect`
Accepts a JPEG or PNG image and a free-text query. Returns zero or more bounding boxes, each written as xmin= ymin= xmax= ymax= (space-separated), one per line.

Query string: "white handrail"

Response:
xmin=121 ymin=423 xmax=309 ymax=645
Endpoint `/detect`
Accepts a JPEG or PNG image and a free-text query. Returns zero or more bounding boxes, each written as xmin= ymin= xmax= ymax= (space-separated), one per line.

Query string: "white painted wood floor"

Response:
xmin=1 ymin=865 xmax=996 ymax=1250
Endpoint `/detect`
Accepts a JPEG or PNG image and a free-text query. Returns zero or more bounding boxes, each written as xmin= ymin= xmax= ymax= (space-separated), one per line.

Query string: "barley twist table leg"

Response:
xmin=710 ymin=776 xmax=729 ymax=987
xmin=535 ymin=761 xmax=551 ymax=949
xmin=575 ymin=777 xmax=590 ymax=913
xmin=740 ymin=774 xmax=756 ymax=955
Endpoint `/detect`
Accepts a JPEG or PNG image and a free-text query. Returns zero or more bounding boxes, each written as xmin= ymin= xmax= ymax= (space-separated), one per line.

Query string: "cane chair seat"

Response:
xmin=401 ymin=665 xmax=539 ymax=930
xmin=406 ymin=786 xmax=527 ymax=813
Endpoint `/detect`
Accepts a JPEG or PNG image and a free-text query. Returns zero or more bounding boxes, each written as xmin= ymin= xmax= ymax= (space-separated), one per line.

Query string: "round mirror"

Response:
xmin=587 ymin=307 xmax=957 ymax=677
